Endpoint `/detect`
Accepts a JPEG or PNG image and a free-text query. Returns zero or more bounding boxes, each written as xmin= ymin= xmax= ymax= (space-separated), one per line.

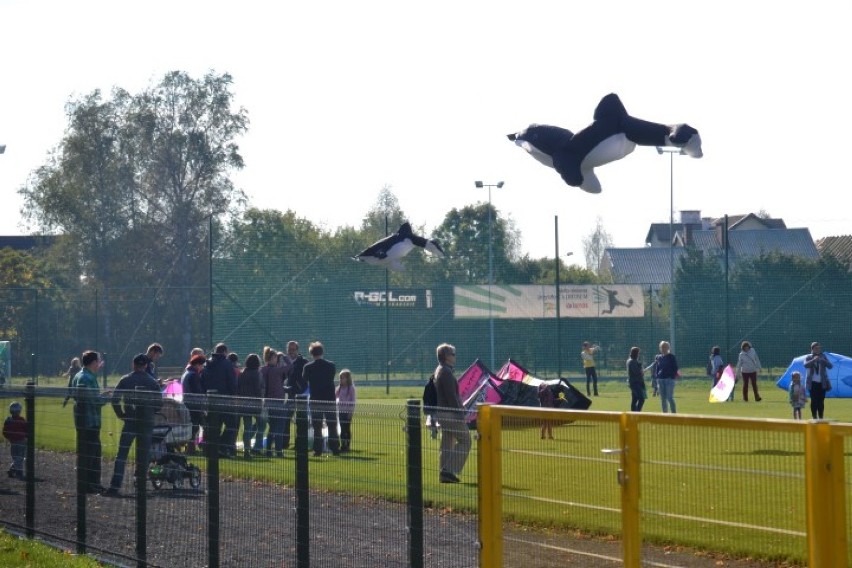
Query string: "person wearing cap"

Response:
xmin=181 ymin=353 xmax=207 ymax=453
xmin=3 ymin=401 xmax=27 ymax=479
xmin=804 ymin=341 xmax=833 ymax=419
xmin=104 ymin=353 xmax=163 ymax=496
xmin=580 ymin=341 xmax=600 ymax=397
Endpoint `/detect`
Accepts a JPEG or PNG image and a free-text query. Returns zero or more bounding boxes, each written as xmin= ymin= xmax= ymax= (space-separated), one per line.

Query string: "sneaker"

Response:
xmin=439 ymin=470 xmax=460 ymax=483
xmin=756 ymin=397 xmax=762 ymax=402
xmin=102 ymin=487 xmax=121 ymax=497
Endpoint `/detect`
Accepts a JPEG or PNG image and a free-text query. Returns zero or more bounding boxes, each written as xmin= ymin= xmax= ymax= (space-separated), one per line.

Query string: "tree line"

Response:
xmin=3 ymin=70 xmax=850 ymax=376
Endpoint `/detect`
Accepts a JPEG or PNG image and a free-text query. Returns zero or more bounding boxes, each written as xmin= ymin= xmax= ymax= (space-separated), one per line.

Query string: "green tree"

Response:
xmin=19 ymin=71 xmax=248 ymax=362
xmin=128 ymin=71 xmax=248 ymax=354
xmin=432 ymin=203 xmax=520 ymax=284
xmin=19 ymin=89 xmax=138 ymax=354
xmin=0 ymin=247 xmax=68 ymax=373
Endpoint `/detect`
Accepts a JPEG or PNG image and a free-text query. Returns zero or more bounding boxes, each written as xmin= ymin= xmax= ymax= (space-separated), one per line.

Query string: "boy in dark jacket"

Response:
xmin=3 ymin=402 xmax=26 ymax=479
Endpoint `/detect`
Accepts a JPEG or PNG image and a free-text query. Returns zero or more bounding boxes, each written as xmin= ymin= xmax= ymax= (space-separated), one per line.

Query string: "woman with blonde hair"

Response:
xmin=652 ymin=341 xmax=679 ymax=414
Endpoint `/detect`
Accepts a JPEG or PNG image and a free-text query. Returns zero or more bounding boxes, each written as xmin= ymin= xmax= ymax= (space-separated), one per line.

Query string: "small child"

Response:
xmin=789 ymin=371 xmax=807 ymax=420
xmin=538 ymin=383 xmax=555 ymax=440
xmin=3 ymin=402 xmax=27 ymax=479
xmin=335 ymin=369 xmax=357 ymax=452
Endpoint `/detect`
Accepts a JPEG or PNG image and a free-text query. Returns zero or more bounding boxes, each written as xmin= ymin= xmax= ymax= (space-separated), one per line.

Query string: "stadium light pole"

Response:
xmin=655 ymin=147 xmax=685 ymax=354
xmin=553 ymin=217 xmax=573 ymax=380
xmin=475 ymin=180 xmax=503 ymax=370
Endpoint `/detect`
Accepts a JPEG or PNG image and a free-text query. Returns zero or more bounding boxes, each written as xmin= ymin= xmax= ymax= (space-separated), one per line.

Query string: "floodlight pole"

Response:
xmin=554 ymin=216 xmax=573 ymax=380
xmin=475 ymin=180 xmax=504 ymax=370
xmin=655 ymin=147 xmax=685 ymax=354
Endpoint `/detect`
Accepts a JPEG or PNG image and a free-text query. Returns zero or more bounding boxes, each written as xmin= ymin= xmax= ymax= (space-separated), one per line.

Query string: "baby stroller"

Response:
xmin=147 ymin=398 xmax=202 ymax=490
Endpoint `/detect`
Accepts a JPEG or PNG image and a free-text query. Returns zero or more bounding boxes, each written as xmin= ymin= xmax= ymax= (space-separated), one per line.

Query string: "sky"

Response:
xmin=1 ymin=1 xmax=850 ymax=263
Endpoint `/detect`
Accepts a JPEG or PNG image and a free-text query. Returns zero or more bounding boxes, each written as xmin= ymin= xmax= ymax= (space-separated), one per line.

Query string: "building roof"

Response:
xmin=817 ymin=235 xmax=852 ymax=267
xmin=604 ymin=228 xmax=819 ymax=285
xmin=722 ymin=228 xmax=818 ymax=259
xmin=601 ymin=247 xmax=688 ymax=285
xmin=644 ymin=222 xmax=704 ymax=246
xmin=0 ymin=235 xmax=56 ymax=251
xmin=711 ymin=213 xmax=787 ymax=230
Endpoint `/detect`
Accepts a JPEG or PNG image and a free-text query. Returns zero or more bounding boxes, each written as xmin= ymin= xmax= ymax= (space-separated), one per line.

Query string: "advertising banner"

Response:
xmin=453 ymin=284 xmax=644 ymax=319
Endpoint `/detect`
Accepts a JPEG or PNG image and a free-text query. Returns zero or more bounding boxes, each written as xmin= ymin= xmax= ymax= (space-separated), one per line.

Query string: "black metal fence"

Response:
xmin=0 ymin=386 xmax=479 ymax=568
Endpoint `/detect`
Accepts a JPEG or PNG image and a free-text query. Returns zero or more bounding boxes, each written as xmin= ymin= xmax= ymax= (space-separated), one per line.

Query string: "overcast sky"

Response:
xmin=1 ymin=1 xmax=849 ymax=263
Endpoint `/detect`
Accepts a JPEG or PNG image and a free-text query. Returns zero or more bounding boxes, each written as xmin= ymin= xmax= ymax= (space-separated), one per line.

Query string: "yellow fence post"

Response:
xmin=620 ymin=412 xmax=641 ymax=568
xmin=804 ymin=421 xmax=845 ymax=568
xmin=828 ymin=426 xmax=847 ymax=567
xmin=478 ymin=404 xmax=503 ymax=568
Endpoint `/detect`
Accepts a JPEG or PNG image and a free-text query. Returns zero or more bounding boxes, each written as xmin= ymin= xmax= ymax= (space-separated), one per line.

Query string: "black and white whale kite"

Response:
xmin=508 ymin=93 xmax=702 ymax=193
xmin=352 ymin=222 xmax=444 ymax=271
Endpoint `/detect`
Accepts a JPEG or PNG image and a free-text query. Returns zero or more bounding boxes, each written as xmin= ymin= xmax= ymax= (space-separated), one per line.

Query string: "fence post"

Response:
xmin=620 ymin=412 xmax=641 ymax=567
xmin=804 ymin=421 xmax=845 ymax=568
xmin=205 ymin=390 xmax=220 ymax=568
xmin=75 ymin=409 xmax=87 ymax=554
xmin=406 ymin=399 xmax=424 ymax=568
xmin=295 ymin=394 xmax=310 ymax=568
xmin=24 ymin=380 xmax=35 ymax=538
xmin=477 ymin=404 xmax=502 ymax=568
xmin=827 ymin=425 xmax=848 ymax=566
xmin=134 ymin=387 xmax=153 ymax=568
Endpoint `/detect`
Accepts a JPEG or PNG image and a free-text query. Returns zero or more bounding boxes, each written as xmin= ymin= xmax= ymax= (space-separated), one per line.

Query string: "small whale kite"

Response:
xmin=508 ymin=93 xmax=702 ymax=193
xmin=352 ymin=222 xmax=444 ymax=271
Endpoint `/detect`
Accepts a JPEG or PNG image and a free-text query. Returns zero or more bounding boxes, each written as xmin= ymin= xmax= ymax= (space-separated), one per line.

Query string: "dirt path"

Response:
xmin=0 ymin=450 xmax=795 ymax=567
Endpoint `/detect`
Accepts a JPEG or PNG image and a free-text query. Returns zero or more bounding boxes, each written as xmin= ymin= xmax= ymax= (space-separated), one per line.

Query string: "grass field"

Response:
xmin=0 ymin=528 xmax=101 ymax=567
xmin=1 ymin=374 xmax=849 ymax=565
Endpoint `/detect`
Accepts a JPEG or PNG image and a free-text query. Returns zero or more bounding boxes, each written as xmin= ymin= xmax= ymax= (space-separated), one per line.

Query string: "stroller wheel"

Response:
xmin=151 ymin=478 xmax=164 ymax=490
xmin=188 ymin=466 xmax=202 ymax=489
xmin=173 ymin=475 xmax=184 ymax=489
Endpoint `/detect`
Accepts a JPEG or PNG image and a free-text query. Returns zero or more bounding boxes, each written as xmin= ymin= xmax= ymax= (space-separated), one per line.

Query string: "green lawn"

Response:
xmin=0 ymin=529 xmax=102 ymax=567
xmin=2 ymin=375 xmax=848 ymax=565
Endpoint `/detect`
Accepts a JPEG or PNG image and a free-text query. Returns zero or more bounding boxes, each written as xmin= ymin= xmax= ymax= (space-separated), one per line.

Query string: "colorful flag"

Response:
xmin=709 ymin=364 xmax=736 ymax=403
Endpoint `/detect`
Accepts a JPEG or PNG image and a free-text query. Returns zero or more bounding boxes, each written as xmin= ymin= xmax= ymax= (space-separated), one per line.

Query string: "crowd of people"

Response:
xmin=51 ymin=340 xmax=359 ymax=496
xmin=622 ymin=338 xmax=832 ymax=420
xmin=2 ymin=336 xmax=838 ymax=492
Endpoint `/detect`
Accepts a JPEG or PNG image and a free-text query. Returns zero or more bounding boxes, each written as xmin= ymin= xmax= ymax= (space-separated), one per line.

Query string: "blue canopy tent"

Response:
xmin=776 ymin=352 xmax=852 ymax=398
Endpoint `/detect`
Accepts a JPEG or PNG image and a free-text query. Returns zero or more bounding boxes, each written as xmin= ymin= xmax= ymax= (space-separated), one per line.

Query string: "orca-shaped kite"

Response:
xmin=352 ymin=222 xmax=444 ymax=271
xmin=508 ymin=93 xmax=702 ymax=193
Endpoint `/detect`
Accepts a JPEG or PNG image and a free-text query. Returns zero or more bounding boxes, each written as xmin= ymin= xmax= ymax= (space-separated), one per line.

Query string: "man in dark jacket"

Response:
xmin=302 ymin=341 xmax=340 ymax=456
xmin=181 ymin=354 xmax=207 ymax=453
xmin=104 ymin=354 xmax=163 ymax=496
xmin=201 ymin=343 xmax=238 ymax=457
xmin=282 ymin=340 xmax=308 ymax=449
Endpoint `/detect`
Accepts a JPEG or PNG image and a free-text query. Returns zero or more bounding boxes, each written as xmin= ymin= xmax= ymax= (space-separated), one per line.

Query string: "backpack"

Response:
xmin=422 ymin=374 xmax=438 ymax=415
xmin=706 ymin=357 xmax=714 ymax=376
